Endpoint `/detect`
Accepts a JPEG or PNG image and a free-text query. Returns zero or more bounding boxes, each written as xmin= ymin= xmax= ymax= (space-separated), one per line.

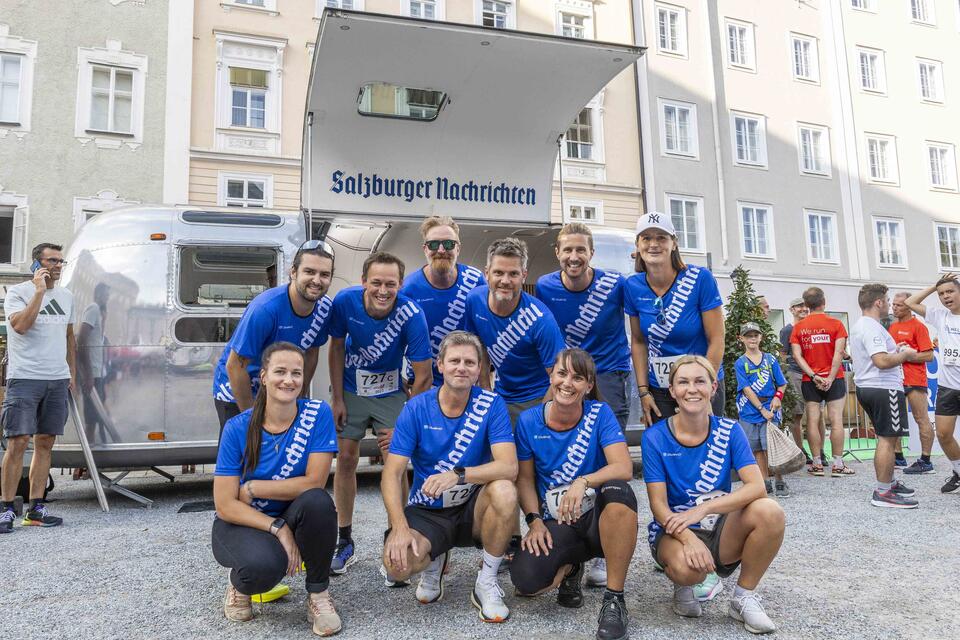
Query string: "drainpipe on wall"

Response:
xmin=630 ymin=0 xmax=650 ymax=215
xmin=705 ymin=0 xmax=730 ymax=267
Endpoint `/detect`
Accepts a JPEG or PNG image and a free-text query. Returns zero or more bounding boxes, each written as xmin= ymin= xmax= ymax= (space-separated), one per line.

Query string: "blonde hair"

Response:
xmin=420 ymin=216 xmax=460 ymax=240
xmin=556 ymin=222 xmax=594 ymax=251
xmin=667 ymin=355 xmax=717 ymax=386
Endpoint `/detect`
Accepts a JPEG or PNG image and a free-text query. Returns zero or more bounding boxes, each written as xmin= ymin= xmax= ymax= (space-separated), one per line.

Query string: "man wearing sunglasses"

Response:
xmin=2 ymin=243 xmax=76 ymax=533
xmin=211 ymin=241 xmax=335 ymax=434
xmin=400 ymin=216 xmax=485 ymax=388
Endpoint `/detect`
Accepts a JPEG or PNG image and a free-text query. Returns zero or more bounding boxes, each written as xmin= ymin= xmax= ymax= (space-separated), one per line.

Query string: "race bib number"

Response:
xmin=942 ymin=347 xmax=960 ymax=367
xmin=355 ymin=369 xmax=399 ymax=397
xmin=441 ymin=483 xmax=476 ymax=507
xmin=694 ymin=490 xmax=727 ymax=532
xmin=545 ymin=485 xmax=597 ymax=520
xmin=651 ymin=355 xmax=683 ymax=388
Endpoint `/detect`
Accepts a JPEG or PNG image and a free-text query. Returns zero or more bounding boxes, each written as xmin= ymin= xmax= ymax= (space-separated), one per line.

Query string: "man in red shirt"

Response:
xmin=790 ymin=287 xmax=853 ymax=476
xmin=889 ymin=292 xmax=936 ymax=474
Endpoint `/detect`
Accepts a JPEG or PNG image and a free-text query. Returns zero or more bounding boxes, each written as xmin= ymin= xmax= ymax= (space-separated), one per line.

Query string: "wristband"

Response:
xmin=577 ymin=476 xmax=591 ymax=489
xmin=525 ymin=512 xmax=542 ymax=525
xmin=638 ymin=390 xmax=651 ymax=399
xmin=245 ymin=481 xmax=255 ymax=500
xmin=773 ymin=390 xmax=784 ymax=400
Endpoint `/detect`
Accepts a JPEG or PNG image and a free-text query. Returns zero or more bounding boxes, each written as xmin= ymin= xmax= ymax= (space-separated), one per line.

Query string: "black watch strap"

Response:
xmin=525 ymin=512 xmax=542 ymax=525
xmin=453 ymin=466 xmax=466 ymax=485
xmin=269 ymin=517 xmax=286 ymax=536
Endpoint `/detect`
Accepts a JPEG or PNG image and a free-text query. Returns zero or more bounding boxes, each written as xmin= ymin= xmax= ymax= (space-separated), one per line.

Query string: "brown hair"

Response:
xmin=242 ymin=342 xmax=305 ymax=476
xmin=420 ymin=216 xmax=460 ymax=239
xmin=362 ymin=251 xmax=406 ymax=281
xmin=802 ymin=286 xmax=826 ymax=310
xmin=857 ymin=283 xmax=888 ymax=310
xmin=936 ymin=274 xmax=960 ymax=291
xmin=667 ymin=355 xmax=717 ymax=387
xmin=634 ymin=232 xmax=687 ymax=273
xmin=32 ymin=243 xmax=63 ymax=262
xmin=437 ymin=330 xmax=485 ymax=364
xmin=554 ymin=348 xmax=601 ymax=402
xmin=556 ymin=222 xmax=594 ymax=251
xmin=486 ymin=237 xmax=529 ymax=271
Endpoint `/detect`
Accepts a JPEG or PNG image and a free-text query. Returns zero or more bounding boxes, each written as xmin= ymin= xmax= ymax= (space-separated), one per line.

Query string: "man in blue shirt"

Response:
xmin=382 ymin=331 xmax=517 ymax=623
xmin=400 ymin=216 xmax=485 ymax=387
xmin=464 ymin=237 xmax=565 ymax=425
xmin=536 ymin=222 xmax=632 ymax=428
xmin=212 ymin=242 xmax=335 ymax=433
xmin=328 ymin=252 xmax=433 ymax=574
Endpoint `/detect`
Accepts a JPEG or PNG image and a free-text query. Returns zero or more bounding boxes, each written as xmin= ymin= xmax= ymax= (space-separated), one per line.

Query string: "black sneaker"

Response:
xmin=21 ymin=503 xmax=63 ymax=527
xmin=894 ymin=457 xmax=908 ymax=468
xmin=596 ymin=596 xmax=629 ymax=640
xmin=890 ymin=480 xmax=916 ymax=498
xmin=0 ymin=508 xmax=14 ymax=534
xmin=557 ymin=562 xmax=584 ymax=608
xmin=942 ymin=471 xmax=960 ymax=494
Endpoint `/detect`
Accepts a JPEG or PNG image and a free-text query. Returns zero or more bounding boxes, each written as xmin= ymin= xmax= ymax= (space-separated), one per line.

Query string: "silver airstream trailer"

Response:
xmin=52 ymin=10 xmax=645 ymax=496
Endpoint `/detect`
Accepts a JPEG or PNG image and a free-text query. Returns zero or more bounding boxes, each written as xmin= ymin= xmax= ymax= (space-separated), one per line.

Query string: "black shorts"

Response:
xmin=935 ymin=386 xmax=960 ymax=416
xmin=856 ymin=387 xmax=907 ymax=438
xmin=904 ymin=385 xmax=928 ymax=396
xmin=801 ymin=378 xmax=846 ymax=403
xmin=650 ymin=513 xmax=741 ymax=578
xmin=509 ymin=480 xmax=638 ymax=595
xmin=387 ymin=488 xmax=482 ymax=560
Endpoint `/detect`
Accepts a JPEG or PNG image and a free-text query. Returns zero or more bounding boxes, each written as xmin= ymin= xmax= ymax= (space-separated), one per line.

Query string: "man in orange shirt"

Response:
xmin=790 ymin=287 xmax=854 ymax=476
xmin=889 ymin=292 xmax=936 ymax=474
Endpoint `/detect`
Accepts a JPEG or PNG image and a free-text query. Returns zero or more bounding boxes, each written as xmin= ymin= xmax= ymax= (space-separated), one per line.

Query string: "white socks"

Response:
xmin=733 ymin=585 xmax=754 ymax=599
xmin=479 ymin=550 xmax=503 ymax=581
xmin=833 ymin=456 xmax=843 ymax=468
xmin=952 ymin=459 xmax=960 ymax=474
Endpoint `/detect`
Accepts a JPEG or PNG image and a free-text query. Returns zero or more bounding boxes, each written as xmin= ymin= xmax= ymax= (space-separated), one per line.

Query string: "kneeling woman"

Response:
xmin=212 ymin=342 xmax=342 ymax=637
xmin=642 ymin=355 xmax=784 ymax=635
xmin=511 ymin=348 xmax=637 ymax=640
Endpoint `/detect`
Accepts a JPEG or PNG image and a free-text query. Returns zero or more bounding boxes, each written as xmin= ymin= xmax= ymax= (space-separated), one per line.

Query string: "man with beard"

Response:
xmin=401 ymin=216 xmax=485 ymax=388
xmin=212 ymin=242 xmax=336 ymax=433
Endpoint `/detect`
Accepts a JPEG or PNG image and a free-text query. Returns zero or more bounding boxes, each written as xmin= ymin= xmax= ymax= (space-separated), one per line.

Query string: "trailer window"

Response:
xmin=174 ymin=317 xmax=242 ymax=344
xmin=178 ymin=245 xmax=278 ymax=307
xmin=357 ymin=83 xmax=446 ymax=121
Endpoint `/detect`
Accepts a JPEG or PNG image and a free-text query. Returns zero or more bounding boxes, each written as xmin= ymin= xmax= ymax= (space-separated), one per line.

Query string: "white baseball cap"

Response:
xmin=636 ymin=211 xmax=677 ymax=236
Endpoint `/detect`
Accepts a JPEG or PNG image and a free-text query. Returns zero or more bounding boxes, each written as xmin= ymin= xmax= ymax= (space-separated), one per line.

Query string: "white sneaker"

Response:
xmin=379 ymin=563 xmax=410 ymax=588
xmin=470 ymin=571 xmax=510 ymax=622
xmin=415 ymin=552 xmax=447 ymax=604
xmin=729 ymin=592 xmax=777 ymax=634
xmin=585 ymin=557 xmax=607 ymax=587
xmin=672 ymin=584 xmax=702 ymax=618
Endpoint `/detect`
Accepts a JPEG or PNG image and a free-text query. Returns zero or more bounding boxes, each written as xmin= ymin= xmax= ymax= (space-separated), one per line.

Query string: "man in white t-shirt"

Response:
xmin=1 ymin=243 xmax=77 ymax=533
xmin=850 ymin=284 xmax=919 ymax=508
xmin=906 ymin=275 xmax=960 ymax=494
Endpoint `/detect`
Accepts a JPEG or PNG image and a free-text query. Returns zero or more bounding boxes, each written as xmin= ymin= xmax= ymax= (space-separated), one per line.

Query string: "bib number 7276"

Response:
xmin=545 ymin=485 xmax=596 ymax=520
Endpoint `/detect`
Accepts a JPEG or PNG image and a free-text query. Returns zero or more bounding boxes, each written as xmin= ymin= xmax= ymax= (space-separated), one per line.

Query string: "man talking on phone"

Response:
xmin=1 ymin=243 xmax=77 ymax=533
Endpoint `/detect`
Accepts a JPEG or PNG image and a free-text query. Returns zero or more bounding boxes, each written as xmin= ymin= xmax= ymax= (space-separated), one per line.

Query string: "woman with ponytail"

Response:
xmin=212 ymin=342 xmax=342 ymax=636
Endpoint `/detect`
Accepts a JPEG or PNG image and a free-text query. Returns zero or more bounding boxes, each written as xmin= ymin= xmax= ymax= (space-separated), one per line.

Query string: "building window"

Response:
xmin=565 ymin=108 xmax=593 ymax=160
xmin=215 ymin=33 xmax=284 ymax=154
xmin=805 ymin=210 xmax=838 ymax=264
xmin=865 ymin=134 xmax=898 ymax=183
xmin=229 ymin=67 xmax=267 ymax=129
xmin=322 ymin=0 xmax=359 ymax=10
xmin=851 ymin=0 xmax=876 ymax=10
xmin=480 ymin=1 xmax=514 ymax=29
xmin=565 ymin=200 xmax=603 ymax=224
xmin=857 ymin=47 xmax=886 ymax=93
xmin=911 ymin=0 xmax=935 ymax=24
xmin=937 ymin=223 xmax=960 ymax=270
xmin=666 ymin=194 xmax=704 ymax=253
xmin=660 ymin=99 xmax=698 ymax=158
xmin=75 ymin=41 xmax=147 ymax=146
xmin=0 ymin=188 xmax=28 ymax=266
xmin=89 ymin=66 xmax=133 ymax=134
xmin=725 ymin=19 xmax=756 ymax=71
xmin=791 ymin=34 xmax=819 ymax=83
xmin=739 ymin=203 xmax=774 ymax=258
xmin=406 ymin=0 xmax=440 ymax=19
xmin=656 ymin=3 xmax=687 ymax=56
xmin=72 ymin=190 xmax=139 ymax=231
xmin=560 ymin=13 xmax=586 ymax=38
xmin=873 ymin=217 xmax=907 ymax=268
xmin=0 ymin=25 xmax=37 ymax=131
xmin=219 ymin=173 xmax=273 ymax=208
xmin=0 ymin=54 xmax=22 ymax=124
xmin=917 ymin=58 xmax=944 ymax=103
xmin=927 ymin=142 xmax=958 ymax=191
xmin=798 ymin=124 xmax=829 ymax=175
xmin=731 ymin=112 xmax=767 ymax=167
xmin=230 ymin=0 xmax=278 ymax=9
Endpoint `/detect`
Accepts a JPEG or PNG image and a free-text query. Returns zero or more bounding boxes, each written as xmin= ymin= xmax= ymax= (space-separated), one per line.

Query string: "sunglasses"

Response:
xmin=653 ymin=296 xmax=667 ymax=326
xmin=297 ymin=239 xmax=333 ymax=254
xmin=424 ymin=239 xmax=458 ymax=252
xmin=42 ymin=258 xmax=68 ymax=266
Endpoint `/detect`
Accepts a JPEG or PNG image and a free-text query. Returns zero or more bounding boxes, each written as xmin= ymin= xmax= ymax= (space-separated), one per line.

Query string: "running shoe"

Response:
xmin=415 ymin=552 xmax=448 ymax=603
xmin=764 ymin=480 xmax=773 ymax=495
xmin=585 ymin=558 xmax=607 ymax=587
xmin=903 ymin=459 xmax=935 ymax=475
xmin=941 ymin=471 xmax=960 ymax=494
xmin=894 ymin=457 xmax=908 ymax=468
xmin=0 ymin=509 xmax=14 ymax=534
xmin=471 ymin=571 xmax=510 ymax=622
xmin=307 ymin=590 xmax=342 ymax=636
xmin=21 ymin=503 xmax=63 ymax=527
xmin=729 ymin=592 xmax=777 ymax=634
xmin=223 ymin=584 xmax=254 ymax=622
xmin=672 ymin=584 xmax=702 ymax=618
xmin=694 ymin=572 xmax=722 ymax=602
xmin=330 ymin=539 xmax=356 ymax=575
xmin=774 ymin=480 xmax=790 ymax=498
xmin=890 ymin=480 xmax=916 ymax=498
xmin=557 ymin=562 xmax=584 ymax=608
xmin=870 ymin=489 xmax=919 ymax=509
xmin=596 ymin=595 xmax=629 ymax=640
xmin=379 ymin=563 xmax=410 ymax=588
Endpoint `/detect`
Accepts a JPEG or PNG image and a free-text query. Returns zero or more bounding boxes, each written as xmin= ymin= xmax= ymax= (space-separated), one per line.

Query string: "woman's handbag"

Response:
xmin=767 ymin=422 xmax=806 ymax=475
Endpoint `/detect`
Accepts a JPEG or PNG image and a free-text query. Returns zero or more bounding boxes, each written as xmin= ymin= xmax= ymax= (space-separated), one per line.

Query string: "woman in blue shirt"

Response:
xmin=212 ymin=342 xmax=342 ymax=636
xmin=642 ymin=355 xmax=785 ymax=635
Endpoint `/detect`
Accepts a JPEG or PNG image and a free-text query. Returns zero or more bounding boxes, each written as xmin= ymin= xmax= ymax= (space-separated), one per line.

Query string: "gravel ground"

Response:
xmin=3 ymin=460 xmax=959 ymax=640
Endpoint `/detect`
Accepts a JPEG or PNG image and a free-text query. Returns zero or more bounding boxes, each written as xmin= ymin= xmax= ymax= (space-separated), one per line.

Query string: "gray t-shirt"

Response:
xmin=81 ymin=303 xmax=106 ymax=378
xmin=4 ymin=281 xmax=74 ymax=380
xmin=779 ymin=324 xmax=799 ymax=373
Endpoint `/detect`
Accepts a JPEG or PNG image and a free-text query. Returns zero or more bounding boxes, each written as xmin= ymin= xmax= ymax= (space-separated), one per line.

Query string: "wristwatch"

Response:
xmin=269 ymin=517 xmax=286 ymax=536
xmin=453 ymin=466 xmax=467 ymax=485
xmin=525 ymin=512 xmax=542 ymax=525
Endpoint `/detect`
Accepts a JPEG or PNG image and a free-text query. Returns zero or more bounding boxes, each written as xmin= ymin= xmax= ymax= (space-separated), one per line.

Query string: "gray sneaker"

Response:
xmin=870 ymin=488 xmax=919 ymax=509
xmin=729 ymin=592 xmax=776 ymax=634
xmin=672 ymin=584 xmax=702 ymax=618
xmin=774 ymin=480 xmax=790 ymax=498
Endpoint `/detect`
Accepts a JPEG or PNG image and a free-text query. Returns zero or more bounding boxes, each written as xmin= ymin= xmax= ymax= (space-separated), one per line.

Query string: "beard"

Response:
xmin=295 ymin=281 xmax=322 ymax=301
xmin=430 ymin=255 xmax=454 ymax=275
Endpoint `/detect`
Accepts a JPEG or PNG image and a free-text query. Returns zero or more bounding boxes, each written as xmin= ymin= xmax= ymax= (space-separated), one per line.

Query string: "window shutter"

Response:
xmin=229 ymin=67 xmax=268 ymax=88
xmin=12 ymin=205 xmax=28 ymax=265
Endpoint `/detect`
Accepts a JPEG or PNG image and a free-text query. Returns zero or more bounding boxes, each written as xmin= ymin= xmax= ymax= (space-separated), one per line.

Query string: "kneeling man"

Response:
xmin=382 ymin=331 xmax=518 ymax=622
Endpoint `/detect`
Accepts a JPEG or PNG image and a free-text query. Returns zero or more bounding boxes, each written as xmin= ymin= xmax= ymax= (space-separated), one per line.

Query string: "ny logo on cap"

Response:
xmin=649 ymin=214 xmax=660 ymax=223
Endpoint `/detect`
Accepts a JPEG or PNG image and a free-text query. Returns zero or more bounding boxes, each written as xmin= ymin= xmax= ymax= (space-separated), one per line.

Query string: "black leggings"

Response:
xmin=651 ymin=384 xmax=726 ymax=420
xmin=212 ymin=488 xmax=338 ymax=594
xmin=510 ymin=480 xmax=638 ymax=595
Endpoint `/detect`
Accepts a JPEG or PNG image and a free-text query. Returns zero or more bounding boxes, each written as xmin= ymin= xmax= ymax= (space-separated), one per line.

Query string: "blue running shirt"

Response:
xmin=623 ymin=265 xmax=724 ymax=389
xmin=215 ymin=398 xmax=338 ymax=516
xmin=734 ymin=353 xmax=787 ymax=424
xmin=328 ymin=287 xmax=431 ymax=397
xmin=641 ymin=415 xmax=755 ymax=542
xmin=463 ymin=287 xmax=565 ymax=404
xmin=536 ymin=269 xmax=631 ymax=374
xmin=515 ymin=400 xmax=625 ymax=520
xmin=400 ymin=264 xmax=486 ymax=386
xmin=390 ymin=386 xmax=514 ymax=509
xmin=212 ymin=286 xmax=333 ymax=402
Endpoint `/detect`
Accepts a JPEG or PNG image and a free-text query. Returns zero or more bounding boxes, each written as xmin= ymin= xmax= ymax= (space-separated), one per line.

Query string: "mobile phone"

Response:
xmin=31 ymin=259 xmax=41 ymax=273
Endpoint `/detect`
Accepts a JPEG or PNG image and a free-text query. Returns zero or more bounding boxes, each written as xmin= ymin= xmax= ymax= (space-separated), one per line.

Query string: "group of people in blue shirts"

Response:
xmin=208 ymin=212 xmax=785 ymax=639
